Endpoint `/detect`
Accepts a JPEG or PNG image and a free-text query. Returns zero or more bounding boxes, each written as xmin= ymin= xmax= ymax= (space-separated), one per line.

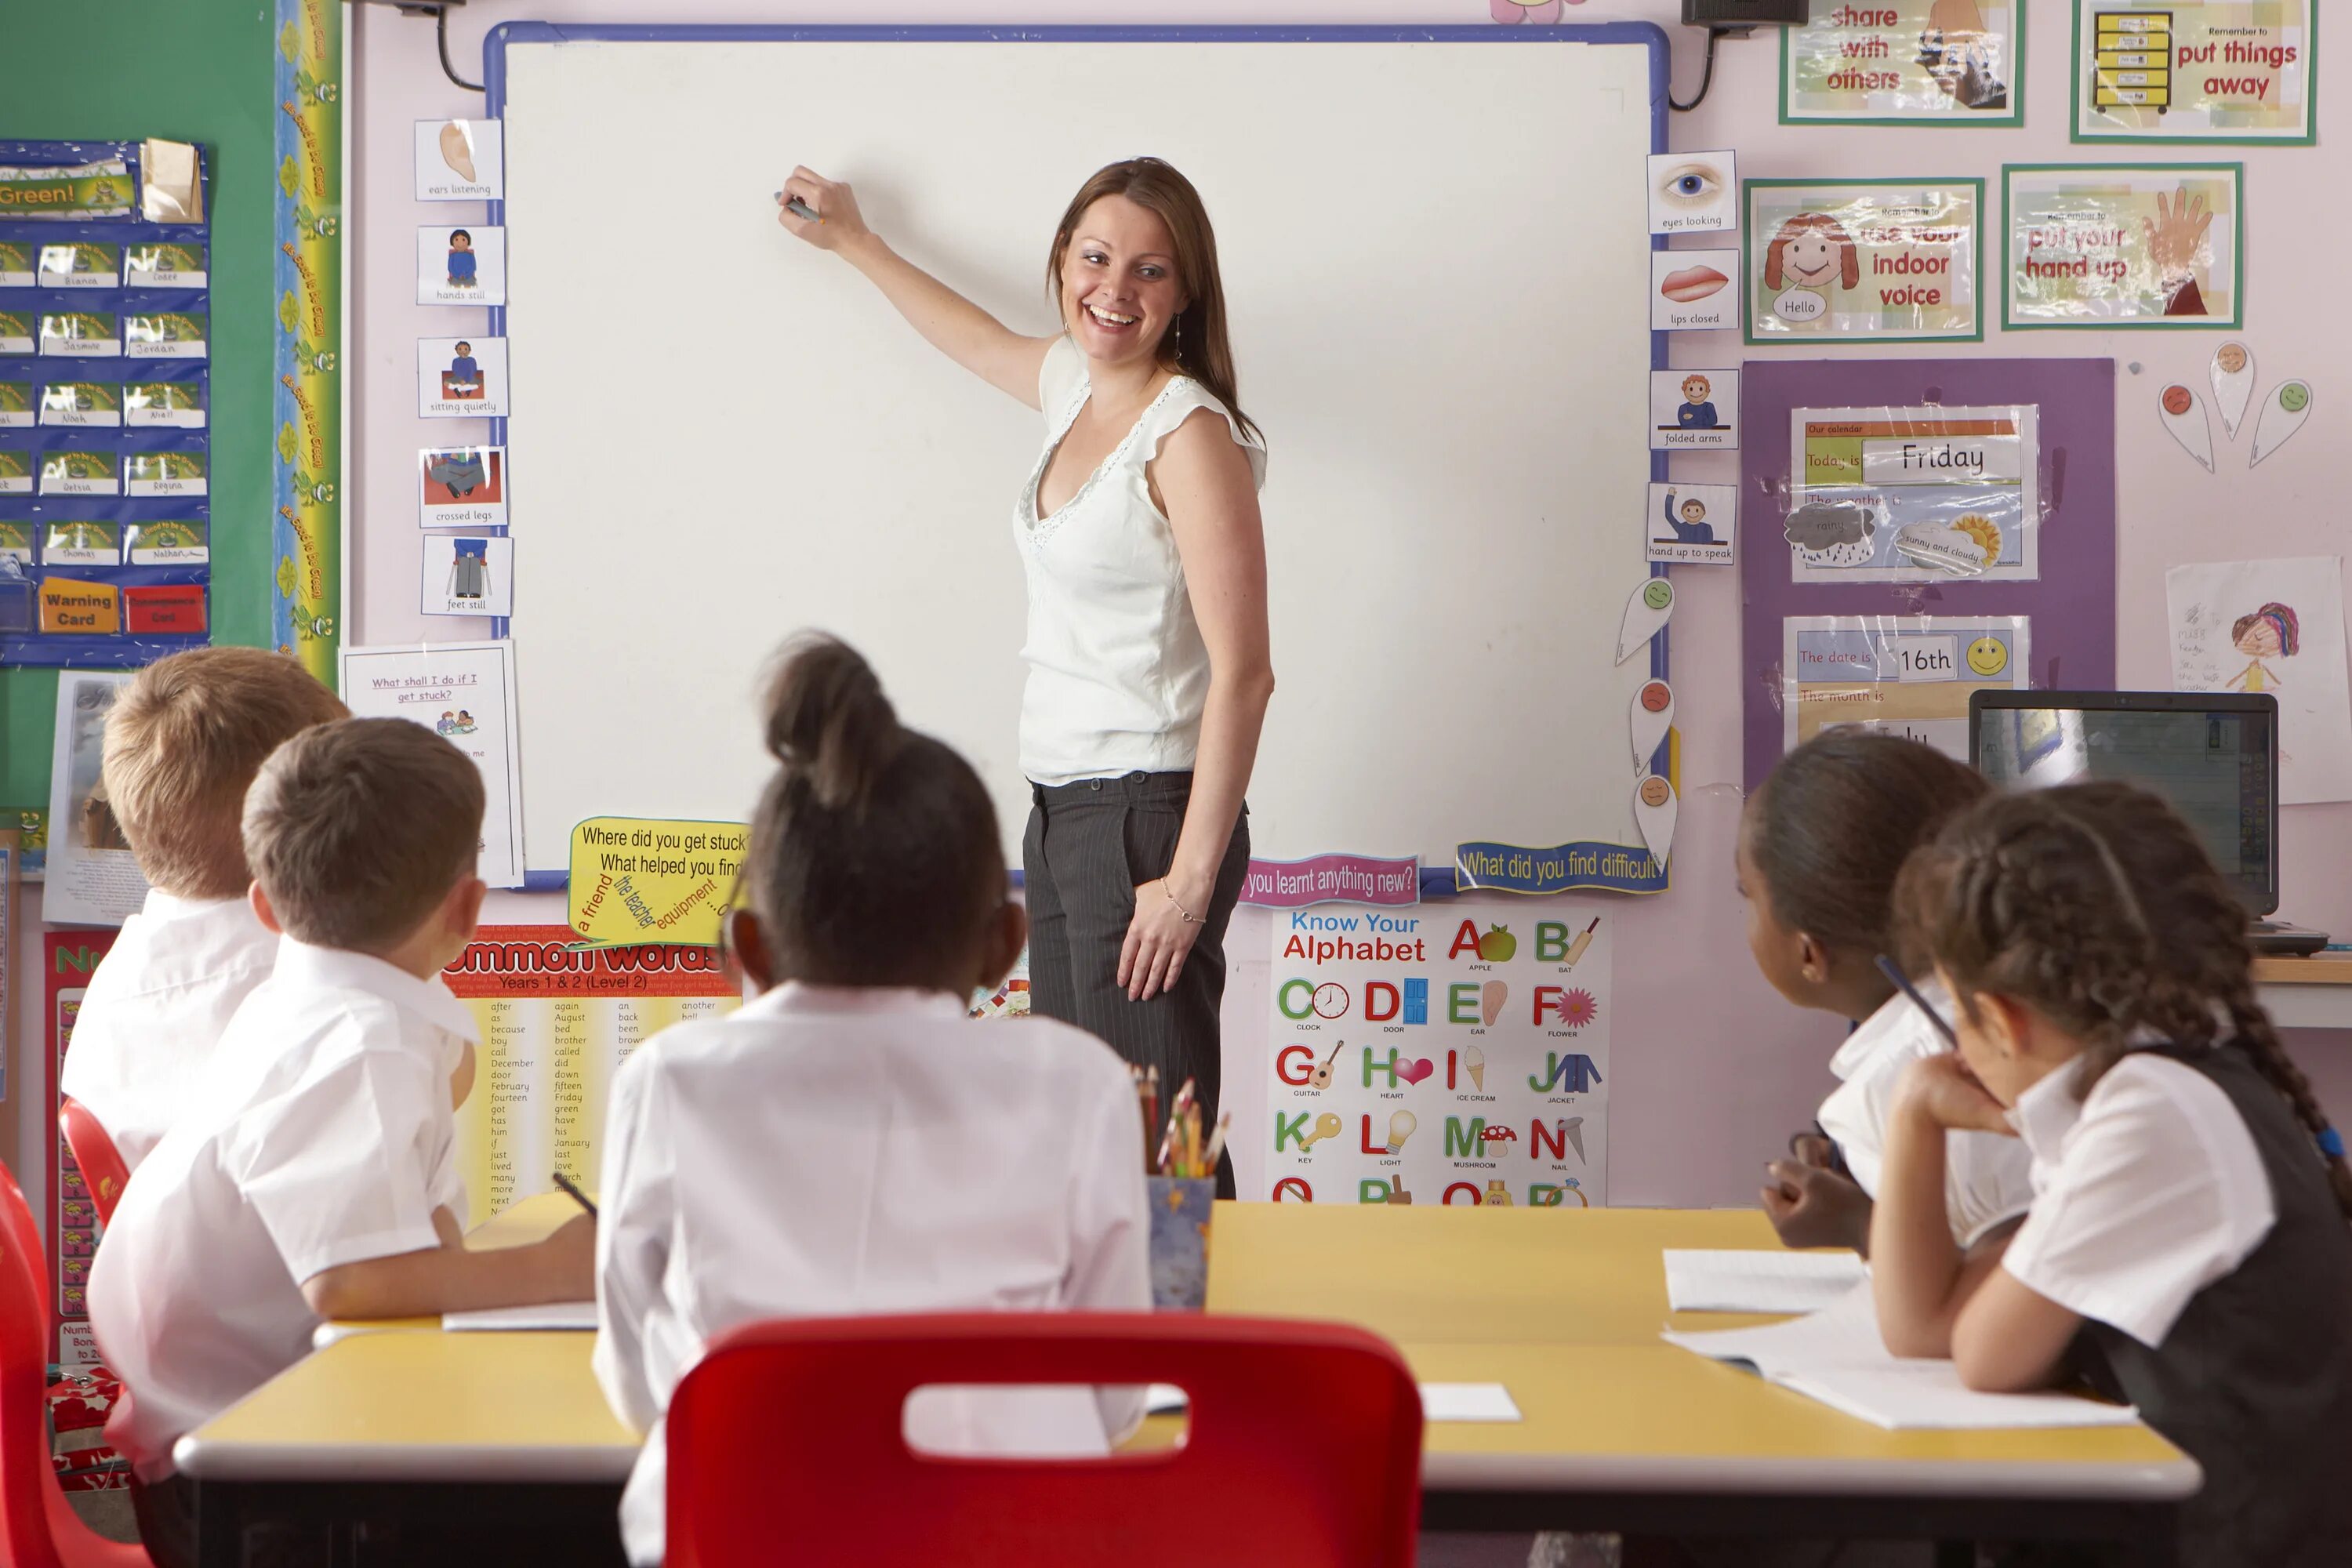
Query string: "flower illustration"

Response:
xmin=1557 ymin=989 xmax=1599 ymax=1028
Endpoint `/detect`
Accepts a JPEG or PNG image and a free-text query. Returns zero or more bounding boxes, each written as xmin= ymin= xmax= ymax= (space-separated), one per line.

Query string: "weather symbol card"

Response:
xmin=418 ymin=336 xmax=508 ymax=418
xmin=416 ymin=225 xmax=506 ymax=307
xmin=1648 ymin=483 xmax=1735 ymax=566
xmin=1647 ymin=150 xmax=1737 ymax=235
xmin=1650 ymin=368 xmax=1740 ymax=451
xmin=422 ymin=534 xmax=514 ymax=618
xmin=415 ymin=118 xmax=503 ymax=201
xmin=1653 ymin=249 xmax=1739 ymax=332
xmin=419 ymin=445 xmax=507 ymax=528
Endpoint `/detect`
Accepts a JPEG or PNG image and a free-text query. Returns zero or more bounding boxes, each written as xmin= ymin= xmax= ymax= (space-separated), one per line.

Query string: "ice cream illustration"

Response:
xmin=1466 ymin=1045 xmax=1486 ymax=1091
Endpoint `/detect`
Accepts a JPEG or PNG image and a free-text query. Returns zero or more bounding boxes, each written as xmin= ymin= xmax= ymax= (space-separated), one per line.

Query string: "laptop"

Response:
xmin=1969 ymin=690 xmax=2328 ymax=957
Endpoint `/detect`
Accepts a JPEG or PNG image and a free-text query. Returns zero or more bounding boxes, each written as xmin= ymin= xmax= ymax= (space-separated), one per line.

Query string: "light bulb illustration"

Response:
xmin=1387 ymin=1109 xmax=1417 ymax=1154
xmin=1466 ymin=1045 xmax=1486 ymax=1091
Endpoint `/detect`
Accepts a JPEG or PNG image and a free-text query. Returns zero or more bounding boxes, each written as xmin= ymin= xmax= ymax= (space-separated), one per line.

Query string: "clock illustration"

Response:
xmin=1311 ymin=982 xmax=1348 ymax=1019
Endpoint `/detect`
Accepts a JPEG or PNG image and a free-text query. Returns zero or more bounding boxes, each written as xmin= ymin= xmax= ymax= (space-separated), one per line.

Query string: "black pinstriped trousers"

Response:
xmin=1023 ymin=771 xmax=1250 ymax=1199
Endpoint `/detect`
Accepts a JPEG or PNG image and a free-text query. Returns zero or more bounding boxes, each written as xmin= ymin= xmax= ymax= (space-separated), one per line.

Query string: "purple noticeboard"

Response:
xmin=1739 ymin=358 xmax=2118 ymax=789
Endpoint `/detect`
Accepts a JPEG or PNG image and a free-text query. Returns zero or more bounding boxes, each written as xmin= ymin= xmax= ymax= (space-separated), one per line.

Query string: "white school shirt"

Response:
xmin=1817 ymin=982 xmax=2037 ymax=1247
xmin=593 ymin=982 xmax=1151 ymax=1568
xmin=1014 ymin=334 xmax=1266 ymax=786
xmin=2002 ymin=1052 xmax=2276 ymax=1348
xmin=88 ymin=940 xmax=474 ymax=1478
xmin=58 ymin=890 xmax=280 ymax=1174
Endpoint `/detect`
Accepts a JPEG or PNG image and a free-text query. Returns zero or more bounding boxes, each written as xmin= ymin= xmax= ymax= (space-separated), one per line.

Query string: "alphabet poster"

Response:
xmin=1782 ymin=615 xmax=2032 ymax=760
xmin=445 ymin=926 xmax=739 ymax=1226
xmin=2004 ymin=164 xmax=2243 ymax=328
xmin=1262 ymin=900 xmax=1611 ymax=1209
xmin=2167 ymin=557 xmax=2352 ymax=804
xmin=1787 ymin=405 xmax=2040 ymax=583
xmin=2073 ymin=0 xmax=2316 ymax=143
xmin=1783 ymin=1 xmax=2023 ymax=125
xmin=1746 ymin=179 xmax=1984 ymax=343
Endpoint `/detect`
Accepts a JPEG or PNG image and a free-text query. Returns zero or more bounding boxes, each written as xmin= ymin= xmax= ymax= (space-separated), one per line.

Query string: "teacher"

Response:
xmin=779 ymin=158 xmax=1271 ymax=1192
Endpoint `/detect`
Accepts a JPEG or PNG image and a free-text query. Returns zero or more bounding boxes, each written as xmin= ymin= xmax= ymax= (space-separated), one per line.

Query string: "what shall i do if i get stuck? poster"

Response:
xmin=1263 ymin=900 xmax=1610 ymax=1208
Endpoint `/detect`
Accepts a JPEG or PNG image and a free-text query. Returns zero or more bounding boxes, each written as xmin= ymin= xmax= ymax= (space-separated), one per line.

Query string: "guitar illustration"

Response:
xmin=1308 ymin=1040 xmax=1345 ymax=1091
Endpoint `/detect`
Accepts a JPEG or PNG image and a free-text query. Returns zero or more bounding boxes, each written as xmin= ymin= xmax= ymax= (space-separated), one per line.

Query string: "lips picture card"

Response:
xmin=1653 ymin=249 xmax=1740 ymax=332
xmin=1745 ymin=178 xmax=1984 ymax=344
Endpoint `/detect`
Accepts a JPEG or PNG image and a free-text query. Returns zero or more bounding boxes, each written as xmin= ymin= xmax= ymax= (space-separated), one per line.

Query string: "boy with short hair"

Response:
xmin=61 ymin=647 xmax=347 ymax=1172
xmin=92 ymin=719 xmax=593 ymax=1514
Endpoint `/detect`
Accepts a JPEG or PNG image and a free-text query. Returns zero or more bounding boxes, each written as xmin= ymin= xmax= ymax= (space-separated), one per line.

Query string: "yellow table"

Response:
xmin=177 ymin=1201 xmax=2194 ymax=1563
xmin=310 ymin=1190 xmax=590 ymax=1345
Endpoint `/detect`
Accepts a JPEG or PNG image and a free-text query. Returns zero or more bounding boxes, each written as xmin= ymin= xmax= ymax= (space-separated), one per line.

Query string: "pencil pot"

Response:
xmin=1145 ymin=1177 xmax=1214 ymax=1310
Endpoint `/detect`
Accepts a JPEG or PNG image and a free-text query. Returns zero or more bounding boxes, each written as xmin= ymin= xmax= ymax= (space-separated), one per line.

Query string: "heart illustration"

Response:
xmin=1398 ymin=1058 xmax=1436 ymax=1086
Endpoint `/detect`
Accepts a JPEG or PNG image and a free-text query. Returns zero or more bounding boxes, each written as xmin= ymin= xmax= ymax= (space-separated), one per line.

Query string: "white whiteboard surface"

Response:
xmin=495 ymin=33 xmax=1660 ymax=874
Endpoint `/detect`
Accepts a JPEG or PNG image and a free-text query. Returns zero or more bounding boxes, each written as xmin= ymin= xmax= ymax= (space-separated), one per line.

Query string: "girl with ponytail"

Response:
xmin=1871 ymin=781 xmax=2352 ymax=1568
xmin=591 ymin=635 xmax=1151 ymax=1568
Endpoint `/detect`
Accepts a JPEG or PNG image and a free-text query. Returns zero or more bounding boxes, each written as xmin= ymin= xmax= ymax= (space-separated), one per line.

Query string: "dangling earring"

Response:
xmin=1173 ymin=313 xmax=1184 ymax=363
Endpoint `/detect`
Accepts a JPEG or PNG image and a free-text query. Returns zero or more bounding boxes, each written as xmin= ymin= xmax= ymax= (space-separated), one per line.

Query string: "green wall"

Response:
xmin=0 ymin=0 xmax=274 ymax=808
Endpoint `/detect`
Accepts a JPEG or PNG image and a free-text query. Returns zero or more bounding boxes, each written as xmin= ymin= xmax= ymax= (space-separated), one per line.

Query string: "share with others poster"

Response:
xmin=1264 ymin=902 xmax=1610 ymax=1207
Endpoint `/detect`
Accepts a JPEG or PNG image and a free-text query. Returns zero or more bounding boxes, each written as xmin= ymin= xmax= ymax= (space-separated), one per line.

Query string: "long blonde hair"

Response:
xmin=1045 ymin=158 xmax=1259 ymax=444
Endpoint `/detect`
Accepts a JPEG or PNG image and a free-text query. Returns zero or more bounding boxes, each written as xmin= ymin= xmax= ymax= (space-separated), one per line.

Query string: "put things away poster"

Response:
xmin=2168 ymin=557 xmax=2352 ymax=804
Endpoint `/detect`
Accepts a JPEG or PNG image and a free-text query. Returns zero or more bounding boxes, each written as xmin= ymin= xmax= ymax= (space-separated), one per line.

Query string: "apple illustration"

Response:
xmin=1478 ymin=924 xmax=1517 ymax=963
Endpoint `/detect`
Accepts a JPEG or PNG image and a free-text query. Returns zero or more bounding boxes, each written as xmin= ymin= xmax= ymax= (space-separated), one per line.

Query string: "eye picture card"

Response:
xmin=1650 ymin=368 xmax=1740 ymax=451
xmin=1649 ymin=151 xmax=1738 ymax=235
xmin=415 ymin=118 xmax=503 ymax=201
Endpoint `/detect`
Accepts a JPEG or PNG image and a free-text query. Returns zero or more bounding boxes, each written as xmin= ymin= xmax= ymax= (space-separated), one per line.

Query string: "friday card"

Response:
xmin=1787 ymin=404 xmax=2041 ymax=583
xmin=419 ymin=336 xmax=509 ymax=418
xmin=1648 ymin=483 xmax=1736 ymax=567
xmin=1650 ymin=369 xmax=1740 ymax=451
xmin=1747 ymin=179 xmax=1984 ymax=343
xmin=1653 ymin=249 xmax=1740 ymax=331
xmin=1648 ymin=151 xmax=1738 ymax=234
xmin=415 ymin=118 xmax=504 ymax=201
xmin=416 ymin=224 xmax=506 ymax=307
xmin=2004 ymin=164 xmax=2242 ymax=328
xmin=422 ymin=534 xmax=514 ymax=618
xmin=419 ymin=445 xmax=507 ymax=528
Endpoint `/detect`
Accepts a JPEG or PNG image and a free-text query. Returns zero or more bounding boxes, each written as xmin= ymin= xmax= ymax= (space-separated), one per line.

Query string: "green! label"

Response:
xmin=0 ymin=162 xmax=133 ymax=221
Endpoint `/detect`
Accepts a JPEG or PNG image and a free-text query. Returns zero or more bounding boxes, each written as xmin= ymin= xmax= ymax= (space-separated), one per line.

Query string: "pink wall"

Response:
xmin=318 ymin=0 xmax=2351 ymax=1209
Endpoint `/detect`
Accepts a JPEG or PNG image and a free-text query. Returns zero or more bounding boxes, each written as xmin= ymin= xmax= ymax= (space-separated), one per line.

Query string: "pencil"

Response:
xmin=551 ymin=1170 xmax=597 ymax=1217
xmin=1201 ymin=1110 xmax=1232 ymax=1173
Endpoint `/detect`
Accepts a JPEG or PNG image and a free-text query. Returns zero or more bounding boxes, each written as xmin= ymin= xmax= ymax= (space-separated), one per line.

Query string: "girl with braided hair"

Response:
xmin=1872 ymin=781 xmax=2352 ymax=1568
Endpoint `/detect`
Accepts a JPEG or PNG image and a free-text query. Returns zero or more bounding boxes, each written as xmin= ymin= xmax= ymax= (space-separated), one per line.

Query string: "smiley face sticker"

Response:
xmin=1631 ymin=679 xmax=1675 ymax=766
xmin=1632 ymin=774 xmax=1679 ymax=864
xmin=1965 ymin=636 xmax=2009 ymax=677
xmin=2252 ymin=381 xmax=2314 ymax=468
xmin=1619 ymin=576 xmax=1677 ymax=665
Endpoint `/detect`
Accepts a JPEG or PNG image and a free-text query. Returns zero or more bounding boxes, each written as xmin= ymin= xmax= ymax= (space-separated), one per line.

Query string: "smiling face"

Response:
xmin=1058 ymin=195 xmax=1188 ymax=371
xmin=1782 ymin=233 xmax=1842 ymax=289
xmin=1682 ymin=375 xmax=1711 ymax=403
xmin=1680 ymin=499 xmax=1706 ymax=522
xmin=1965 ymin=637 xmax=2007 ymax=677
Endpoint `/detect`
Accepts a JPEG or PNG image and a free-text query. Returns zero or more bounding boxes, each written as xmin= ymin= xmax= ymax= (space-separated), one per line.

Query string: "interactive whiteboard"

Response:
xmin=488 ymin=25 xmax=1665 ymax=878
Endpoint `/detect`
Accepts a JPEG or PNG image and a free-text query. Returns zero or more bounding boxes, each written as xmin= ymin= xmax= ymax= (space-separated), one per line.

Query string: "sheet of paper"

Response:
xmin=2167 ymin=557 xmax=2352 ymax=805
xmin=44 ymin=670 xmax=149 ymax=927
xmin=1664 ymin=1283 xmax=2137 ymax=1432
xmin=442 ymin=1300 xmax=597 ymax=1332
xmin=1663 ymin=1248 xmax=1867 ymax=1314
xmin=1418 ymin=1383 xmax=1521 ymax=1423
xmin=339 ymin=641 xmax=526 ymax=886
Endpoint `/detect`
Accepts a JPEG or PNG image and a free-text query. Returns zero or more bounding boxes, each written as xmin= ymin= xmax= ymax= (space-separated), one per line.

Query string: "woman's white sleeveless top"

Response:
xmin=1013 ymin=335 xmax=1266 ymax=786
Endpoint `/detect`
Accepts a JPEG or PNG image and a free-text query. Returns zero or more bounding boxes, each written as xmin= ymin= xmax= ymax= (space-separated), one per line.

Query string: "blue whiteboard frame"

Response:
xmin=481 ymin=22 xmax=1673 ymax=898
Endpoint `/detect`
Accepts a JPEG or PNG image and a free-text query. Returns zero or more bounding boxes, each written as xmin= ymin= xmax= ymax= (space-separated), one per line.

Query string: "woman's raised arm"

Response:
xmin=779 ymin=167 xmax=1054 ymax=408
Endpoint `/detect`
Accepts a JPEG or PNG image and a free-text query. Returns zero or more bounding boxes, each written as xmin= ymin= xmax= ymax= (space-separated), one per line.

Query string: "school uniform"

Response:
xmin=2002 ymin=1044 xmax=2352 ymax=1567
xmin=58 ymin=889 xmax=279 ymax=1174
xmin=1817 ymin=982 xmax=2036 ymax=1246
xmin=593 ymin=982 xmax=1152 ymax=1568
xmin=88 ymin=940 xmax=474 ymax=1480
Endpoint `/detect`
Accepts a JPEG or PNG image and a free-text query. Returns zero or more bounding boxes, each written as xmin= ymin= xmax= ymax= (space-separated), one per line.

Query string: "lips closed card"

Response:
xmin=1653 ymin=249 xmax=1739 ymax=331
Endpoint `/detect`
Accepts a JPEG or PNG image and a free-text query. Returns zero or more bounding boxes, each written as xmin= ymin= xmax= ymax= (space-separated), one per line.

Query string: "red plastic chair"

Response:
xmin=667 ymin=1312 xmax=1425 ymax=1568
xmin=56 ymin=1102 xmax=129 ymax=1229
xmin=0 ymin=1159 xmax=151 ymax=1567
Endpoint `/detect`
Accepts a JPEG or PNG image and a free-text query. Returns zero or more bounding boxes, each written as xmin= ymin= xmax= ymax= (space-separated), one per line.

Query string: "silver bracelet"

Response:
xmin=1161 ymin=879 xmax=1202 ymax=924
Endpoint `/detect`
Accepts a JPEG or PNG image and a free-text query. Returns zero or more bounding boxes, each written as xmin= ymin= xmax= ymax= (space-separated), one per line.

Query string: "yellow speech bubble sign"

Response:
xmin=568 ymin=816 xmax=748 ymax=949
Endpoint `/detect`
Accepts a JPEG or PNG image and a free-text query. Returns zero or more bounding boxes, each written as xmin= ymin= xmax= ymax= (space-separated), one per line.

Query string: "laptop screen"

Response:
xmin=1971 ymin=695 xmax=2277 ymax=914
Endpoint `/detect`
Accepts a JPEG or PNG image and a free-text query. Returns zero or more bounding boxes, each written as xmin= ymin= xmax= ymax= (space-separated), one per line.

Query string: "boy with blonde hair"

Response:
xmin=61 ymin=647 xmax=347 ymax=1171
xmin=93 ymin=719 xmax=593 ymax=1556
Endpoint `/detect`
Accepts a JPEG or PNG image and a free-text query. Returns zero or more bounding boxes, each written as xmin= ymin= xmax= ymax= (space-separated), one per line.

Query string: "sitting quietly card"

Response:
xmin=419 ymin=335 xmax=509 ymax=418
